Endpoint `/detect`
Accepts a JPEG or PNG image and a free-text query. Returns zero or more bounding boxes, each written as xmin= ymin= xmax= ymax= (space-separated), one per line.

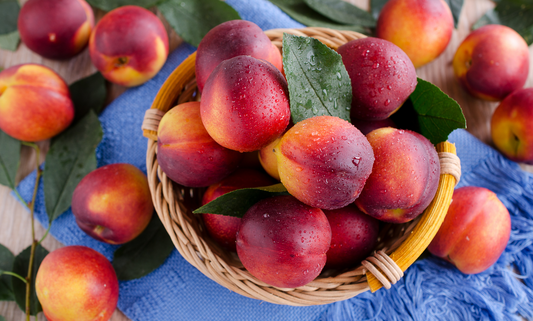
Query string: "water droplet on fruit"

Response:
xmin=336 ymin=72 xmax=342 ymax=80
xmin=352 ymin=157 xmax=361 ymax=167
xmin=263 ymin=213 xmax=269 ymax=218
xmin=384 ymin=99 xmax=391 ymax=106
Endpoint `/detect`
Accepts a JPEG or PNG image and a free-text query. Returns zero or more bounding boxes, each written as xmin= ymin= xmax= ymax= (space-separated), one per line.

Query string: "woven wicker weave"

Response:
xmin=142 ymin=27 xmax=460 ymax=306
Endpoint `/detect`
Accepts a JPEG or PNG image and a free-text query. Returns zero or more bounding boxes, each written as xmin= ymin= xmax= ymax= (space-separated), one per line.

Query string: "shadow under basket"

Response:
xmin=141 ymin=27 xmax=462 ymax=306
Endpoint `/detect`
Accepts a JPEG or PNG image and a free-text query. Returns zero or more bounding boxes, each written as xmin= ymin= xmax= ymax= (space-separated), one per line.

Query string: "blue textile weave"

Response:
xmin=15 ymin=0 xmax=533 ymax=320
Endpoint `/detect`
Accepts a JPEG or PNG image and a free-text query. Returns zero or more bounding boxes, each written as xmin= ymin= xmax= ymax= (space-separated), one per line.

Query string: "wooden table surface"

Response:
xmin=1 ymin=0 xmax=532 ymax=320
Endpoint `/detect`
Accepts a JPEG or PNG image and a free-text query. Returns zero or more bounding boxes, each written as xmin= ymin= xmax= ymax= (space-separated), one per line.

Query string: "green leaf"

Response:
xmin=193 ymin=184 xmax=289 ymax=218
xmin=370 ymin=0 xmax=388 ymax=19
xmin=0 ymin=315 xmax=6 ymax=321
xmin=282 ymin=33 xmax=352 ymax=124
xmin=303 ymin=0 xmax=376 ymax=27
xmin=443 ymin=0 xmax=464 ymax=28
xmin=112 ymin=215 xmax=174 ymax=281
xmin=158 ymin=0 xmax=241 ymax=48
xmin=12 ymin=244 xmax=49 ymax=315
xmin=473 ymin=0 xmax=533 ymax=45
xmin=86 ymin=0 xmax=161 ymax=12
xmin=0 ymin=30 xmax=20 ymax=51
xmin=409 ymin=78 xmax=466 ymax=145
xmin=0 ymin=244 xmax=15 ymax=301
xmin=69 ymin=72 xmax=107 ymax=125
xmin=0 ymin=0 xmax=19 ymax=35
xmin=0 ymin=130 xmax=21 ymax=189
xmin=44 ymin=111 xmax=103 ymax=223
xmin=268 ymin=0 xmax=369 ymax=33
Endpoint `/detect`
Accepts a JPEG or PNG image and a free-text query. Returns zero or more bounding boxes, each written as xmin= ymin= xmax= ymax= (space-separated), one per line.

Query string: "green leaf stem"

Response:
xmin=12 ymin=244 xmax=48 ymax=316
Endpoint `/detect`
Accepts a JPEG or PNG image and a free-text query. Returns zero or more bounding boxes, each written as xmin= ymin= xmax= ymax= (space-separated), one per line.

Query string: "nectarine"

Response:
xmin=0 ymin=64 xmax=74 ymax=142
xmin=72 ymin=163 xmax=154 ymax=244
xmin=428 ymin=186 xmax=511 ymax=274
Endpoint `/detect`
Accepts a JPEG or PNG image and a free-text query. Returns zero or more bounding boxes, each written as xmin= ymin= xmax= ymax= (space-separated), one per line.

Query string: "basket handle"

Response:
xmin=365 ymin=141 xmax=460 ymax=292
xmin=142 ymin=52 xmax=197 ymax=141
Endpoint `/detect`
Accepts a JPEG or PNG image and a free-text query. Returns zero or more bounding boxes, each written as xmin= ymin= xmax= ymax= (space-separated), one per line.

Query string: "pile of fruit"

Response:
xmin=156 ymin=20 xmax=443 ymax=289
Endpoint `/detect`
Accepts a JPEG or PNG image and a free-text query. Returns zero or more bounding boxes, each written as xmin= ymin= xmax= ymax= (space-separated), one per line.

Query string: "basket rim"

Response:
xmin=143 ymin=27 xmax=460 ymax=306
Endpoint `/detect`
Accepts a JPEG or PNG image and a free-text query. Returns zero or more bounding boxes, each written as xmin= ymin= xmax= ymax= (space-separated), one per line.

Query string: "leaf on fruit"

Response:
xmin=12 ymin=244 xmax=49 ymax=315
xmin=409 ymin=78 xmax=466 ymax=145
xmin=303 ymin=0 xmax=376 ymax=27
xmin=85 ymin=0 xmax=160 ymax=12
xmin=0 ymin=244 xmax=15 ymax=301
xmin=112 ymin=215 xmax=174 ymax=281
xmin=282 ymin=33 xmax=352 ymax=124
xmin=473 ymin=0 xmax=533 ymax=45
xmin=158 ymin=0 xmax=241 ymax=48
xmin=268 ymin=0 xmax=369 ymax=33
xmin=443 ymin=0 xmax=464 ymax=28
xmin=69 ymin=72 xmax=107 ymax=125
xmin=0 ymin=130 xmax=21 ymax=190
xmin=193 ymin=183 xmax=289 ymax=218
xmin=0 ymin=30 xmax=19 ymax=51
xmin=370 ymin=0 xmax=389 ymax=20
xmin=44 ymin=111 xmax=103 ymax=223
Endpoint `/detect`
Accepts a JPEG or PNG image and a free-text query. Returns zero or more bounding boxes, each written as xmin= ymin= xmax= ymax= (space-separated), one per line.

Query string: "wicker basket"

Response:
xmin=141 ymin=27 xmax=461 ymax=306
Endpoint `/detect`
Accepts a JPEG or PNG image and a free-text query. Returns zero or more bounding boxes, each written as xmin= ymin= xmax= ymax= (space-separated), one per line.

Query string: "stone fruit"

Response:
xmin=324 ymin=204 xmax=380 ymax=270
xmin=337 ymin=37 xmax=417 ymax=121
xmin=491 ymin=88 xmax=533 ymax=164
xmin=89 ymin=5 xmax=169 ymax=87
xmin=258 ymin=137 xmax=282 ymax=181
xmin=351 ymin=118 xmax=396 ymax=135
xmin=35 ymin=245 xmax=119 ymax=321
xmin=200 ymin=55 xmax=290 ymax=152
xmin=157 ymin=101 xmax=243 ymax=187
xmin=275 ymin=115 xmax=374 ymax=210
xmin=72 ymin=163 xmax=153 ymax=244
xmin=18 ymin=0 xmax=94 ymax=60
xmin=453 ymin=24 xmax=529 ymax=101
xmin=355 ymin=127 xmax=440 ymax=223
xmin=0 ymin=64 xmax=74 ymax=142
xmin=201 ymin=168 xmax=276 ymax=252
xmin=428 ymin=186 xmax=511 ymax=274
xmin=376 ymin=0 xmax=454 ymax=68
xmin=236 ymin=195 xmax=331 ymax=288
xmin=195 ymin=19 xmax=282 ymax=93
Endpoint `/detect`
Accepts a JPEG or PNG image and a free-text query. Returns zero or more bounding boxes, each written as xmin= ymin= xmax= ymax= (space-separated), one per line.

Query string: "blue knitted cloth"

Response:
xmin=15 ymin=0 xmax=533 ymax=320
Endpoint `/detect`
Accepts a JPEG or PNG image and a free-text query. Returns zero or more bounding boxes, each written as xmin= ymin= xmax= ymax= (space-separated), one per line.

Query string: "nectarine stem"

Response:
xmin=22 ymin=142 xmax=42 ymax=321
xmin=0 ymin=271 xmax=27 ymax=284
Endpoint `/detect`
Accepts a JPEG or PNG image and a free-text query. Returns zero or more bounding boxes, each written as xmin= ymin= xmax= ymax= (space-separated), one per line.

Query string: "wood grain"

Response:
xmin=1 ymin=0 xmax=532 ymax=320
